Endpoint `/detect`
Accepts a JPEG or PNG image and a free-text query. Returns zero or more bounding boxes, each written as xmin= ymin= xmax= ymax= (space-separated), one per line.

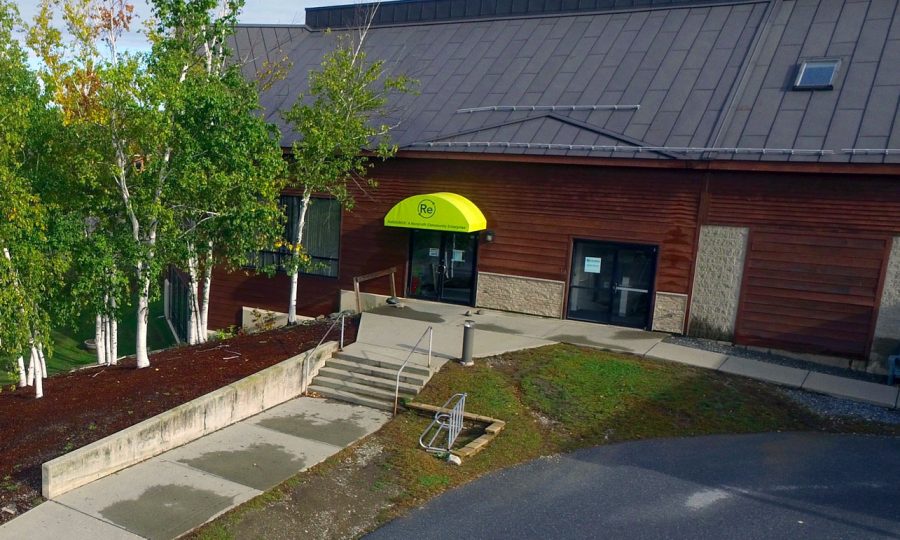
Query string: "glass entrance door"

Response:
xmin=408 ymin=230 xmax=478 ymax=305
xmin=567 ymin=240 xmax=657 ymax=329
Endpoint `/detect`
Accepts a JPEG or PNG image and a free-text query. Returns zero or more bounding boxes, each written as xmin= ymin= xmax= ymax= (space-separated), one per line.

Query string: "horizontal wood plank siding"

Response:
xmin=706 ymin=173 xmax=900 ymax=235
xmin=208 ymin=158 xmax=702 ymax=328
xmin=733 ymin=229 xmax=889 ymax=358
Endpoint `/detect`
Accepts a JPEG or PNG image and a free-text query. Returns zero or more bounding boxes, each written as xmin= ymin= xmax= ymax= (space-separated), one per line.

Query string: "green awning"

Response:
xmin=384 ymin=192 xmax=486 ymax=232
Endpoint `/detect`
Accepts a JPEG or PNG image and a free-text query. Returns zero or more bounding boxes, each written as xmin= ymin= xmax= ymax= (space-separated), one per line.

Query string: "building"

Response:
xmin=210 ymin=0 xmax=900 ymax=373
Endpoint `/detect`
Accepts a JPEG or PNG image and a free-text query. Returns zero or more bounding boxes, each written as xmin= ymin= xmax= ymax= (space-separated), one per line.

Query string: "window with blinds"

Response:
xmin=253 ymin=196 xmax=341 ymax=277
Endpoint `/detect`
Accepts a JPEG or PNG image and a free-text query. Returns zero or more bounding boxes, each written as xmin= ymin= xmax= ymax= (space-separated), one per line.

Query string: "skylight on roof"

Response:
xmin=793 ymin=59 xmax=840 ymax=90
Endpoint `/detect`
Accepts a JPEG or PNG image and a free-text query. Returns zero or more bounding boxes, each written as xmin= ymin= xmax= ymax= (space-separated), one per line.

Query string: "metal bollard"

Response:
xmin=461 ymin=320 xmax=475 ymax=366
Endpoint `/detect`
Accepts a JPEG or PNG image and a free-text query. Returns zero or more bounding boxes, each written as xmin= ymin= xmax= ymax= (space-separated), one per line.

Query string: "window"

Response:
xmin=254 ymin=196 xmax=341 ymax=277
xmin=793 ymin=59 xmax=840 ymax=90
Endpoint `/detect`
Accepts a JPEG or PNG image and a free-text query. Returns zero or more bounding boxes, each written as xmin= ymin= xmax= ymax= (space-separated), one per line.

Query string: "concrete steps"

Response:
xmin=334 ymin=345 xmax=433 ymax=377
xmin=310 ymin=343 xmax=438 ymax=411
xmin=316 ymin=367 xmax=421 ymax=394
xmin=306 ymin=385 xmax=396 ymax=411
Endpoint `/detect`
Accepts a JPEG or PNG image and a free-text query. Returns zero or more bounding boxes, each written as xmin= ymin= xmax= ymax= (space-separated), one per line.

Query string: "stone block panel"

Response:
xmin=652 ymin=292 xmax=687 ymax=334
xmin=870 ymin=236 xmax=900 ymax=372
xmin=476 ymin=272 xmax=565 ymax=318
xmin=688 ymin=226 xmax=749 ymax=341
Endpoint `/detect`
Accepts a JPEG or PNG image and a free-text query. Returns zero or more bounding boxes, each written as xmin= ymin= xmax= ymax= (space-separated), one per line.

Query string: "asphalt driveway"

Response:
xmin=367 ymin=433 xmax=900 ymax=539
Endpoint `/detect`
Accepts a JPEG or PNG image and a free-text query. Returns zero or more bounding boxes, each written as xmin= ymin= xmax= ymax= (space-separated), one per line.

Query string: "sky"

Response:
xmin=14 ymin=0 xmax=352 ymax=52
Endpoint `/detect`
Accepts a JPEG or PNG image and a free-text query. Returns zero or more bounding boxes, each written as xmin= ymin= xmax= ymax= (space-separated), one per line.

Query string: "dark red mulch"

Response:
xmin=0 ymin=317 xmax=358 ymax=521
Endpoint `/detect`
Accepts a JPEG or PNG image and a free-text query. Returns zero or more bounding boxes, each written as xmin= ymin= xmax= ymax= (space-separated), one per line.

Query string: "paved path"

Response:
xmin=369 ymin=299 xmax=900 ymax=409
xmin=0 ymin=397 xmax=390 ymax=540
xmin=367 ymin=433 xmax=900 ymax=540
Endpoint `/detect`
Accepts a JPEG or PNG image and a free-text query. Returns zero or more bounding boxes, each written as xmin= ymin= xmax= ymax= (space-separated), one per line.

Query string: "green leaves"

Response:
xmin=283 ymin=33 xmax=417 ymax=209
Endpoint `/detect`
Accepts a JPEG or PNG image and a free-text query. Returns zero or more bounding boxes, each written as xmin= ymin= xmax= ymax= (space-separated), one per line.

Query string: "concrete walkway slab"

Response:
xmin=644 ymin=343 xmax=728 ymax=370
xmin=249 ymin=396 xmax=391 ymax=447
xmin=801 ymin=372 xmax=900 ymax=408
xmin=56 ymin=459 xmax=261 ymax=540
xmin=160 ymin=422 xmax=340 ymax=492
xmin=718 ymin=357 xmax=808 ymax=387
xmin=364 ymin=303 xmax=667 ymax=358
xmin=0 ymin=501 xmax=142 ymax=540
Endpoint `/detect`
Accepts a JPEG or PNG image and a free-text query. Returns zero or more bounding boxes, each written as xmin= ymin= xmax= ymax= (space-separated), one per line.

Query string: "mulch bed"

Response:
xmin=0 ymin=317 xmax=358 ymax=522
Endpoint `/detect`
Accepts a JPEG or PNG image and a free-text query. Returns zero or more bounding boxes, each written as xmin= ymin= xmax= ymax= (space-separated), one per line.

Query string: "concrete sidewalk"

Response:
xmin=0 ymin=398 xmax=390 ymax=540
xmin=369 ymin=298 xmax=900 ymax=410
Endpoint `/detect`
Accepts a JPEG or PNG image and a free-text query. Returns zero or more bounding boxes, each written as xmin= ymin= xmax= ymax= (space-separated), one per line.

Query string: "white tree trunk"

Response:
xmin=135 ymin=225 xmax=157 ymax=369
xmin=96 ymin=314 xmax=107 ymax=365
xmin=110 ymin=313 xmax=118 ymax=365
xmin=199 ymin=244 xmax=213 ymax=342
xmin=288 ymin=191 xmax=311 ymax=325
xmin=38 ymin=343 xmax=47 ymax=379
xmin=16 ymin=355 xmax=25 ymax=387
xmin=105 ymin=315 xmax=114 ymax=365
xmin=26 ymin=346 xmax=36 ymax=386
xmin=186 ymin=246 xmax=202 ymax=345
xmin=32 ymin=345 xmax=43 ymax=398
xmin=135 ymin=270 xmax=151 ymax=369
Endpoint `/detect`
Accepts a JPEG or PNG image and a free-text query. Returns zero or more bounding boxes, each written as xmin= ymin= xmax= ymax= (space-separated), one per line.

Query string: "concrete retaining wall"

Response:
xmin=475 ymin=272 xmax=565 ymax=318
xmin=42 ymin=342 xmax=339 ymax=499
xmin=652 ymin=292 xmax=687 ymax=334
xmin=870 ymin=236 xmax=900 ymax=373
xmin=688 ymin=226 xmax=749 ymax=341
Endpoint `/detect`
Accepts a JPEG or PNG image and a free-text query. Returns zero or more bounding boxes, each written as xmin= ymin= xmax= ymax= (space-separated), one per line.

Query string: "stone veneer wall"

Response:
xmin=688 ymin=226 xmax=749 ymax=341
xmin=476 ymin=272 xmax=565 ymax=318
xmin=652 ymin=292 xmax=687 ymax=333
xmin=870 ymin=236 xmax=900 ymax=372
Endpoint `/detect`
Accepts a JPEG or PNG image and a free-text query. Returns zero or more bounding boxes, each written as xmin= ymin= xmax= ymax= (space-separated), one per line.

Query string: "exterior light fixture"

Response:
xmin=484 ymin=230 xmax=495 ymax=243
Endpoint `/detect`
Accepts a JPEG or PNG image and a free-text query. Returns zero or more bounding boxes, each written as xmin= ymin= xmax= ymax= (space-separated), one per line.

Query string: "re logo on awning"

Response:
xmin=418 ymin=199 xmax=436 ymax=218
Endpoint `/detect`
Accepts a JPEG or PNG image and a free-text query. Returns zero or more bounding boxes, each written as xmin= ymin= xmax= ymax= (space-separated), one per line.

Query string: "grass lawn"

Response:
xmin=2 ymin=297 xmax=176 ymax=383
xmin=191 ymin=344 xmax=896 ymax=540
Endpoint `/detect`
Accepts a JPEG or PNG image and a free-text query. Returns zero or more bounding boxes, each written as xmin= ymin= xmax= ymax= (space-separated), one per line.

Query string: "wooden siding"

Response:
xmin=733 ymin=229 xmax=890 ymax=358
xmin=706 ymin=173 xmax=900 ymax=235
xmin=369 ymin=159 xmax=701 ymax=291
xmin=208 ymin=158 xmax=702 ymax=328
xmin=704 ymin=172 xmax=900 ymax=358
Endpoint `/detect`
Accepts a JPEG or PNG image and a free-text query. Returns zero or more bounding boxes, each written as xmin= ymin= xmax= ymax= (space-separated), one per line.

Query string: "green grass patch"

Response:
xmin=511 ymin=344 xmax=814 ymax=446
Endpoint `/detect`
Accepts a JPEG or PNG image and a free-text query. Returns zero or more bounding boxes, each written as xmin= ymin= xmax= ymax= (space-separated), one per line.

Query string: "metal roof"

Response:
xmin=231 ymin=0 xmax=900 ymax=164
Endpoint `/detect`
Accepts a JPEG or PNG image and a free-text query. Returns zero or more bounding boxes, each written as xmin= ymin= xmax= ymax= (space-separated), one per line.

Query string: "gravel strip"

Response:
xmin=778 ymin=388 xmax=900 ymax=425
xmin=664 ymin=335 xmax=886 ymax=384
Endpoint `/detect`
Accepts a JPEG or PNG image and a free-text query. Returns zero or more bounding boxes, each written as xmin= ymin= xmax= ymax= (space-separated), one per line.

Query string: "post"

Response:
xmin=461 ymin=320 xmax=475 ymax=366
xmin=428 ymin=327 xmax=433 ymax=371
xmin=340 ymin=314 xmax=345 ymax=350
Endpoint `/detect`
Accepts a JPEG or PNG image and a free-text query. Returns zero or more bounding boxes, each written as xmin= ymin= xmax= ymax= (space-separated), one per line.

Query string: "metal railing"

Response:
xmin=419 ymin=393 xmax=467 ymax=454
xmin=302 ymin=313 xmax=347 ymax=392
xmin=393 ymin=326 xmax=433 ymax=415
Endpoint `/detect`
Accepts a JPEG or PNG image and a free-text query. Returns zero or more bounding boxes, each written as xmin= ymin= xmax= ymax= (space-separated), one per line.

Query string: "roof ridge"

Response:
xmin=305 ymin=0 xmax=763 ymax=30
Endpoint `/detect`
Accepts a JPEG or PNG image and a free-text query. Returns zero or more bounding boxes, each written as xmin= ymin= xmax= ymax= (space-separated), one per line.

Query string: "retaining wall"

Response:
xmin=42 ymin=342 xmax=338 ymax=499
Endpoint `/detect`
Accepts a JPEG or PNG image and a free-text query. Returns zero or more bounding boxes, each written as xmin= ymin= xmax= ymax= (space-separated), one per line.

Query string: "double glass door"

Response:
xmin=408 ymin=230 xmax=478 ymax=305
xmin=567 ymin=240 xmax=657 ymax=329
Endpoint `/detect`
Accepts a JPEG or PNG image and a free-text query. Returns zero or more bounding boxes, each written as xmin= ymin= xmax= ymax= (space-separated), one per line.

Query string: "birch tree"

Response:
xmin=29 ymin=0 xmax=284 ymax=362
xmin=158 ymin=0 xmax=285 ymax=344
xmin=281 ymin=24 xmax=415 ymax=324
xmin=0 ymin=1 xmax=63 ymax=397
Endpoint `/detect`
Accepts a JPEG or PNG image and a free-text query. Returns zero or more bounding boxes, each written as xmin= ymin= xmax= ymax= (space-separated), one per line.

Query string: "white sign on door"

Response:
xmin=584 ymin=257 xmax=602 ymax=273
xmin=428 ymin=248 xmax=440 ymax=257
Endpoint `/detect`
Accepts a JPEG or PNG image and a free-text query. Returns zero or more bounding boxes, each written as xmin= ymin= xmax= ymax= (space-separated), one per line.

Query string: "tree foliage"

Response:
xmin=0 ymin=0 xmax=67 ymax=389
xmin=280 ymin=27 xmax=416 ymax=321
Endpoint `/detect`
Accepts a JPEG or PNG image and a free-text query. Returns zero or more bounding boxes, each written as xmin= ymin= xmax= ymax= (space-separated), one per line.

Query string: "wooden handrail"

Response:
xmin=353 ymin=266 xmax=398 ymax=313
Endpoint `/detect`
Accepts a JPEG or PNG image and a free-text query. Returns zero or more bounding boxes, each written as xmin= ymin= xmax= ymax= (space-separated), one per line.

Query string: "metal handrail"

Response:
xmin=302 ymin=313 xmax=347 ymax=392
xmin=394 ymin=326 xmax=433 ymax=415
